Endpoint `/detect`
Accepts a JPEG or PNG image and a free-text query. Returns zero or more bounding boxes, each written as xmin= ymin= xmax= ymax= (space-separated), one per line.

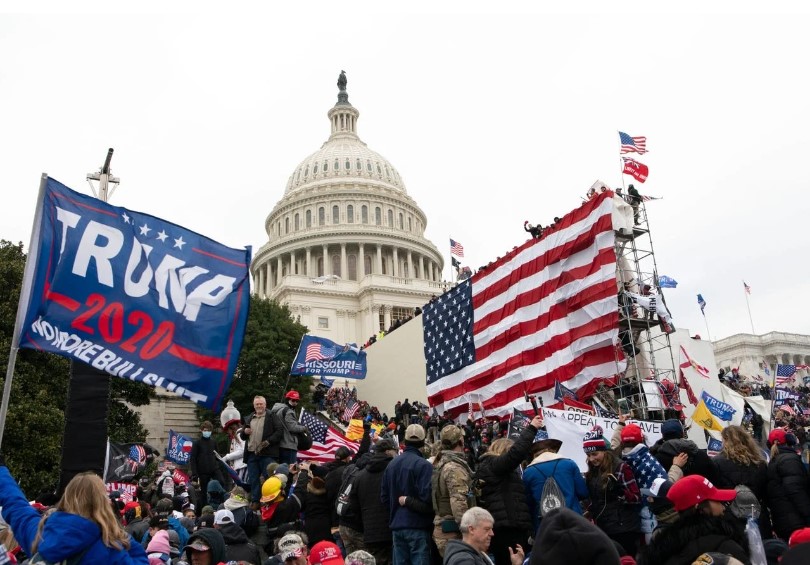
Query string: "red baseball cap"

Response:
xmin=667 ymin=475 xmax=736 ymax=512
xmin=768 ymin=428 xmax=787 ymax=446
xmin=789 ymin=527 xmax=810 ymax=547
xmin=309 ymin=541 xmax=344 ymax=565
xmin=285 ymin=390 xmax=300 ymax=401
xmin=620 ymin=423 xmax=643 ymax=444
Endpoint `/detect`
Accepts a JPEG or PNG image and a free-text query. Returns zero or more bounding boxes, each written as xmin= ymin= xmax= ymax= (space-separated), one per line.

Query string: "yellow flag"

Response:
xmin=371 ymin=422 xmax=384 ymax=436
xmin=692 ymin=399 xmax=724 ymax=432
xmin=346 ymin=419 xmax=364 ymax=441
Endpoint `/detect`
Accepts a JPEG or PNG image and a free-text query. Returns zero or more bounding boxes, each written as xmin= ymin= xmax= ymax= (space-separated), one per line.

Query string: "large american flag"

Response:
xmin=450 ymin=239 xmax=465 ymax=258
xmin=775 ymin=364 xmax=809 ymax=385
xmin=424 ymin=192 xmax=621 ymax=419
xmin=306 ymin=342 xmax=336 ymax=362
xmin=619 ymin=131 xmax=647 ymax=154
xmin=298 ymin=410 xmax=359 ymax=463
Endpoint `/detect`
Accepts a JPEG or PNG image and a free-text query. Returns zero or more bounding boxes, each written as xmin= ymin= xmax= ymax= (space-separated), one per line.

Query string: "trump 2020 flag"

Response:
xmin=290 ymin=335 xmax=367 ymax=379
xmin=17 ymin=177 xmax=251 ymax=410
xmin=166 ymin=429 xmax=194 ymax=465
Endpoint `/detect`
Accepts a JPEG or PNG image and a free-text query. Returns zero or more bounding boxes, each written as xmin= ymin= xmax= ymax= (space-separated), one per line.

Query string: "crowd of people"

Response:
xmin=361 ymin=307 xmax=424 ymax=350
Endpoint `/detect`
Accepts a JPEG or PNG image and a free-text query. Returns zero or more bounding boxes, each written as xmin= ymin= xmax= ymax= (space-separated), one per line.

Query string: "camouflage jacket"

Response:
xmin=431 ymin=450 xmax=473 ymax=525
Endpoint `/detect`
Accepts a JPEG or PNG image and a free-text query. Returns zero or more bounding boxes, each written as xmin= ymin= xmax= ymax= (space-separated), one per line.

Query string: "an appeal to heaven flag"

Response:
xmin=290 ymin=335 xmax=367 ymax=379
xmin=17 ymin=177 xmax=251 ymax=410
xmin=424 ymin=191 xmax=621 ymax=420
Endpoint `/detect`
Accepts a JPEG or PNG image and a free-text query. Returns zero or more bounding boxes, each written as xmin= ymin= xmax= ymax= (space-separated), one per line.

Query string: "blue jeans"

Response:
xmin=246 ymin=452 xmax=275 ymax=503
xmin=278 ymin=448 xmax=297 ymax=464
xmin=392 ymin=529 xmax=431 ymax=565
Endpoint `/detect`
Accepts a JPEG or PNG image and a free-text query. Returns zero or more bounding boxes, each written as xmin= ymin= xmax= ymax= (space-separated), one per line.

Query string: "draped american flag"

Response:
xmin=298 ymin=410 xmax=359 ymax=463
xmin=619 ymin=131 xmax=647 ymax=154
xmin=424 ymin=192 xmax=622 ymax=419
xmin=450 ymin=238 xmax=465 ymax=257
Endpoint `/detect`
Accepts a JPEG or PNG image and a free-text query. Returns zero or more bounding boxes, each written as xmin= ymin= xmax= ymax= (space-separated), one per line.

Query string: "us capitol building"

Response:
xmin=251 ymin=72 xmax=445 ymax=345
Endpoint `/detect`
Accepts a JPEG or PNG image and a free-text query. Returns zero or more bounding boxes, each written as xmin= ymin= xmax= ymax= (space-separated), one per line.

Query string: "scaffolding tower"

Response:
xmin=593 ymin=196 xmax=679 ymax=421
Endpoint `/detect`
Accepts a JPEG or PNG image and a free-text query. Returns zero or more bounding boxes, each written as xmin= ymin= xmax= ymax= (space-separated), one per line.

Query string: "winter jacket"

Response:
xmin=263 ymin=470 xmax=308 ymax=539
xmin=523 ymin=452 xmax=589 ymax=534
xmin=270 ymin=402 xmax=306 ymax=450
xmin=637 ymin=514 xmax=749 ymax=565
xmin=432 ymin=450 xmax=474 ymax=526
xmin=767 ymin=447 xmax=810 ymax=539
xmin=650 ymin=438 xmax=719 ymax=484
xmin=301 ymin=477 xmax=333 ymax=546
xmin=712 ymin=453 xmax=772 ymax=539
xmin=189 ymin=436 xmax=219 ymax=476
xmin=443 ymin=539 xmax=491 ymax=565
xmin=474 ymin=422 xmax=534 ymax=534
xmin=337 ymin=453 xmax=372 ymax=533
xmin=239 ymin=410 xmax=282 ymax=457
xmin=0 ymin=466 xmax=147 ymax=565
xmin=381 ymin=444 xmax=434 ymax=531
xmin=585 ymin=460 xmax=641 ymax=536
xmin=323 ymin=460 xmax=350 ymax=527
xmin=530 ymin=507 xmax=621 ymax=565
xmin=185 ymin=528 xmax=227 ymax=563
xmin=219 ymin=521 xmax=261 ymax=565
xmin=352 ymin=452 xmax=394 ymax=544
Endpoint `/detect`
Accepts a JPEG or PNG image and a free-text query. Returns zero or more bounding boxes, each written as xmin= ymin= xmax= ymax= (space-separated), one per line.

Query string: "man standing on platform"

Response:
xmin=189 ymin=421 xmax=226 ymax=509
xmin=271 ymin=390 xmax=308 ymax=464
xmin=240 ymin=395 xmax=281 ymax=507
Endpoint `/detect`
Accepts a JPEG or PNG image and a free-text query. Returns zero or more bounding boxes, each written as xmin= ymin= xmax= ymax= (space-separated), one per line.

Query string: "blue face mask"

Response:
xmin=202 ymin=431 xmax=212 ymax=438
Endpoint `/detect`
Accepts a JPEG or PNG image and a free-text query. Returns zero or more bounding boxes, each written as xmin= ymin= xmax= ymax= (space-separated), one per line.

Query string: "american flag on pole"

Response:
xmin=743 ymin=281 xmax=751 ymax=295
xmin=450 ymin=239 xmax=465 ymax=258
xmin=775 ymin=364 xmax=809 ymax=385
xmin=343 ymin=399 xmax=360 ymax=421
xmin=424 ymin=192 xmax=621 ymax=419
xmin=298 ymin=410 xmax=359 ymax=463
xmin=619 ymin=131 xmax=648 ymax=154
xmin=306 ymin=342 xmax=337 ymax=362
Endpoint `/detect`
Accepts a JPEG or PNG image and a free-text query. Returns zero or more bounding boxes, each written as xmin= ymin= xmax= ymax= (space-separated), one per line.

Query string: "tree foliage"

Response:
xmin=0 ymin=240 xmax=149 ymax=495
xmin=197 ymin=297 xmax=311 ymax=425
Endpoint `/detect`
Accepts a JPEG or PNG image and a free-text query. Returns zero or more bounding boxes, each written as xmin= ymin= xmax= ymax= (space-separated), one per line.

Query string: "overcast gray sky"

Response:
xmin=1 ymin=2 xmax=808 ymax=342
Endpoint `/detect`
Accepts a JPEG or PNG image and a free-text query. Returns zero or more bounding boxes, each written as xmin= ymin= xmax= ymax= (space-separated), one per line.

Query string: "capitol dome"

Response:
xmin=252 ymin=73 xmax=445 ymax=345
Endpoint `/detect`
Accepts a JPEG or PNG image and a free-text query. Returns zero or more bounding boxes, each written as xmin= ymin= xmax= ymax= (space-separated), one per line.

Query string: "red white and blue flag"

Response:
xmin=775 ymin=364 xmax=808 ymax=385
xmin=424 ymin=192 xmax=621 ymax=420
xmin=450 ymin=239 xmax=465 ymax=258
xmin=622 ymin=157 xmax=649 ymax=183
xmin=298 ymin=410 xmax=358 ymax=463
xmin=15 ymin=177 xmax=251 ymax=410
xmin=343 ymin=399 xmax=360 ymax=421
xmin=292 ymin=335 xmax=367 ymax=379
xmin=306 ymin=342 xmax=337 ymax=362
xmin=166 ymin=429 xmax=194 ymax=465
xmin=619 ymin=131 xmax=648 ymax=154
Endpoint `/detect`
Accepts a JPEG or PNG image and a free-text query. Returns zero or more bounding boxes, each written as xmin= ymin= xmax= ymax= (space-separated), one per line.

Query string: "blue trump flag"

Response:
xmin=166 ymin=429 xmax=194 ymax=465
xmin=17 ymin=177 xmax=251 ymax=410
xmin=658 ymin=275 xmax=678 ymax=288
xmin=700 ymin=391 xmax=736 ymax=421
xmin=290 ymin=335 xmax=367 ymax=379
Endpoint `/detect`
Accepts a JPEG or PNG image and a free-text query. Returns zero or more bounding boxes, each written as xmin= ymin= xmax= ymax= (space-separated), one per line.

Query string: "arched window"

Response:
xmin=408 ymin=217 xmax=412 ymax=231
xmin=375 ymin=207 xmax=382 ymax=226
xmin=304 ymin=166 xmax=309 ymax=178
xmin=285 ymin=218 xmax=290 ymax=234
xmin=361 ymin=205 xmax=368 ymax=224
xmin=277 ymin=223 xmax=281 ymax=236
xmin=376 ymin=163 xmax=382 ymax=174
xmin=317 ymin=257 xmax=324 ymax=277
xmin=318 ymin=207 xmax=325 ymax=226
xmin=356 ymin=159 xmax=361 ymax=170
xmin=367 ymin=160 xmax=372 ymax=172
xmin=381 ymin=256 xmax=387 ymax=275
xmin=306 ymin=210 xmax=312 ymax=228
xmin=323 ymin=160 xmax=329 ymax=172
xmin=348 ymin=254 xmax=357 ymax=280
xmin=332 ymin=205 xmax=340 ymax=224
xmin=347 ymin=205 xmax=354 ymax=223
xmin=294 ymin=213 xmax=300 ymax=231
xmin=331 ymin=255 xmax=341 ymax=277
xmin=345 ymin=159 xmax=351 ymax=170
xmin=313 ymin=163 xmax=319 ymax=174
xmin=387 ymin=209 xmax=394 ymax=227
xmin=398 ymin=212 xmax=404 ymax=229
xmin=334 ymin=159 xmax=340 ymax=171
xmin=364 ymin=255 xmax=372 ymax=276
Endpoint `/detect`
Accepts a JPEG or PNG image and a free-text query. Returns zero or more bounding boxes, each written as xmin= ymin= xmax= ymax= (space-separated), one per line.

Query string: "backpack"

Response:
xmin=335 ymin=464 xmax=361 ymax=518
xmin=729 ymin=484 xmax=761 ymax=520
xmin=295 ymin=427 xmax=313 ymax=452
xmin=231 ymin=505 xmax=260 ymax=536
xmin=537 ymin=461 xmax=564 ymax=518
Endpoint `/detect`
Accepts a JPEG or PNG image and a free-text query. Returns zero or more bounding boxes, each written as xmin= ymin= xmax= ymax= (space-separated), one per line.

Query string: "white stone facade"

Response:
xmin=712 ymin=331 xmax=810 ymax=382
xmin=251 ymin=83 xmax=445 ymax=344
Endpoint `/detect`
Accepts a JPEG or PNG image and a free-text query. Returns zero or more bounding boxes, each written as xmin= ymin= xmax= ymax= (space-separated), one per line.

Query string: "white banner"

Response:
xmin=542 ymin=408 xmax=663 ymax=472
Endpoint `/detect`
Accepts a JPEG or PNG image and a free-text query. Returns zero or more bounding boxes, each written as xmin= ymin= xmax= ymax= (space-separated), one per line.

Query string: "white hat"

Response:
xmin=213 ymin=508 xmax=234 ymax=525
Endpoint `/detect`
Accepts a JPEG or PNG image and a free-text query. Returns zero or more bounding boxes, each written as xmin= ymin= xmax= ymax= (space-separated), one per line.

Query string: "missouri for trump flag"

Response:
xmin=423 ymin=192 xmax=621 ymax=419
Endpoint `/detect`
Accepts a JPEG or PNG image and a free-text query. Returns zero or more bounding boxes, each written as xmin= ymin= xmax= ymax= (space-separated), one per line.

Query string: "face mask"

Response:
xmin=202 ymin=431 xmax=212 ymax=438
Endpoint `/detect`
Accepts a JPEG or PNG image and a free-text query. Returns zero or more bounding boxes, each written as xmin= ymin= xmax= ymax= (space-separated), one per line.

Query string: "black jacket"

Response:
xmin=219 ymin=522 xmax=261 ymax=565
xmin=767 ymin=447 xmax=810 ymax=539
xmin=351 ymin=452 xmax=394 ymax=544
xmin=239 ymin=411 xmax=282 ymax=458
xmin=585 ymin=461 xmax=641 ymax=536
xmin=443 ymin=539 xmax=490 ymax=565
xmin=650 ymin=438 xmax=719 ymax=484
xmin=302 ymin=479 xmax=333 ymax=547
xmin=638 ymin=514 xmax=749 ymax=565
xmin=712 ymin=454 xmax=772 ymax=538
xmin=324 ymin=460 xmax=349 ymax=527
xmin=189 ymin=437 xmax=218 ymax=476
xmin=474 ymin=423 xmax=534 ymax=533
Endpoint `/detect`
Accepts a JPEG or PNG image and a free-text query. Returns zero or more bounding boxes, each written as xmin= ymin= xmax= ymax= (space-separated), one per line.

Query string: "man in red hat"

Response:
xmin=271 ymin=390 xmax=308 ymax=464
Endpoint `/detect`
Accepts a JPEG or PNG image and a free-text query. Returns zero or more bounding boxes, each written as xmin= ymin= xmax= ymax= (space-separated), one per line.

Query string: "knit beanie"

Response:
xmin=582 ymin=426 xmax=610 ymax=453
xmin=661 ymin=419 xmax=684 ymax=440
xmin=146 ymin=530 xmax=171 ymax=555
xmin=530 ymin=507 xmax=621 ymax=565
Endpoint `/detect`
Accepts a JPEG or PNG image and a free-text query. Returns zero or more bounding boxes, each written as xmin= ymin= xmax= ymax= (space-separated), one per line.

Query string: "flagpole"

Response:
xmin=617 ymin=131 xmax=627 ymax=191
xmin=0 ymin=174 xmax=48 ymax=450
xmin=743 ymin=282 xmax=756 ymax=334
xmin=701 ymin=310 xmax=713 ymax=342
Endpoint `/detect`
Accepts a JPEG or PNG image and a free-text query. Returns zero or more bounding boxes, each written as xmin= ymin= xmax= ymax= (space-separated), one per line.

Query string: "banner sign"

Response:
xmin=774 ymin=387 xmax=801 ymax=407
xmin=18 ymin=178 xmax=251 ymax=409
xmin=105 ymin=482 xmax=138 ymax=503
xmin=507 ymin=409 xmax=547 ymax=442
xmin=166 ymin=429 xmax=194 ymax=465
xmin=707 ymin=437 xmax=723 ymax=457
xmin=701 ymin=391 xmax=736 ymax=421
xmin=542 ymin=408 xmax=663 ymax=471
xmin=104 ymin=441 xmax=158 ymax=482
xmin=290 ymin=335 xmax=367 ymax=379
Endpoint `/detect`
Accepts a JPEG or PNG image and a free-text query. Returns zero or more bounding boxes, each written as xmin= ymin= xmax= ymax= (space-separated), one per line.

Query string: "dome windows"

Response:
xmin=313 ymin=163 xmax=319 ymax=174
xmin=318 ymin=207 xmax=325 ymax=226
xmin=399 ymin=212 xmax=404 ymax=229
xmin=323 ymin=161 xmax=329 ymax=172
xmin=356 ymin=159 xmax=361 ymax=170
xmin=345 ymin=159 xmax=351 ymax=170
xmin=334 ymin=159 xmax=340 ymax=171
xmin=375 ymin=207 xmax=382 ymax=226
xmin=376 ymin=163 xmax=382 ymax=175
xmin=367 ymin=160 xmax=372 ymax=172
xmin=306 ymin=210 xmax=312 ymax=228
xmin=347 ymin=205 xmax=354 ymax=223
xmin=387 ymin=209 xmax=394 ymax=227
xmin=361 ymin=205 xmax=368 ymax=223
xmin=294 ymin=213 xmax=300 ymax=231
xmin=332 ymin=205 xmax=340 ymax=224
